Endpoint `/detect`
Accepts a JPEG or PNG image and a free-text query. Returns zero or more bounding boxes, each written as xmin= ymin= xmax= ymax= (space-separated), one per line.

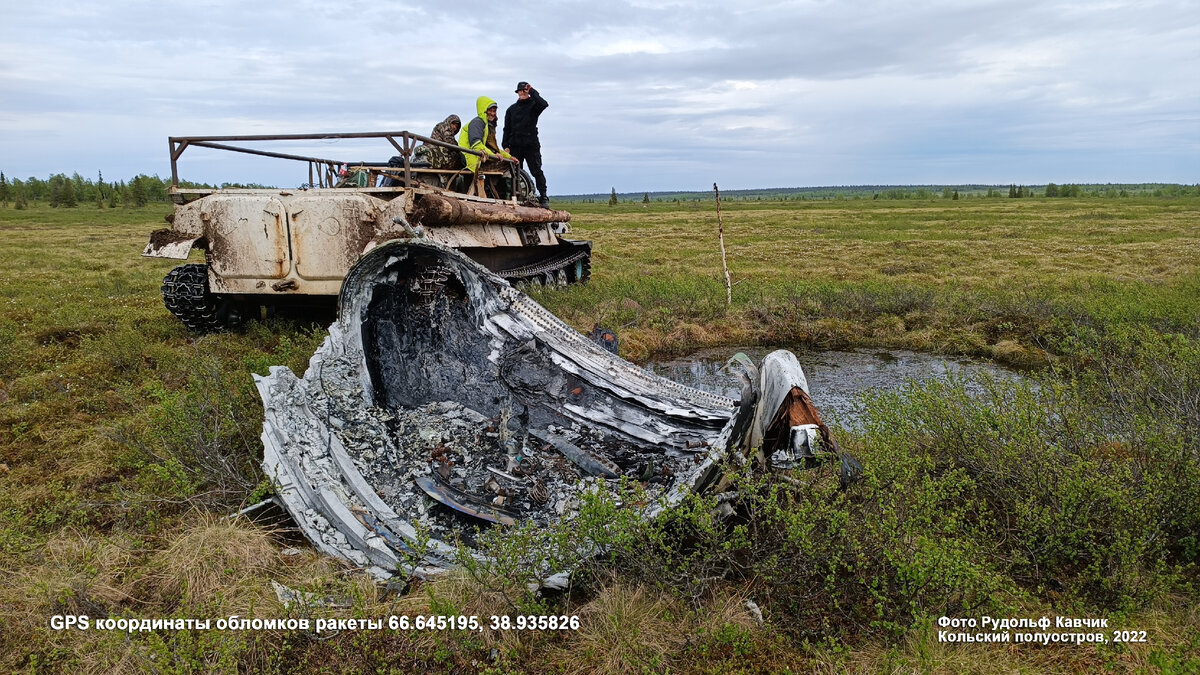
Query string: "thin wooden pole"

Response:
xmin=714 ymin=183 xmax=732 ymax=307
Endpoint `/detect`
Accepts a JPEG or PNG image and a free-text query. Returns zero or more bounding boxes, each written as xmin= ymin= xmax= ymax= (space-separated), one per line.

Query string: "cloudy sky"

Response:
xmin=1 ymin=0 xmax=1197 ymax=193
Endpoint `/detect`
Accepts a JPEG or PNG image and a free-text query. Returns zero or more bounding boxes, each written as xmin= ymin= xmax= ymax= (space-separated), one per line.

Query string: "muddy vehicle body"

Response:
xmin=143 ymin=131 xmax=590 ymax=331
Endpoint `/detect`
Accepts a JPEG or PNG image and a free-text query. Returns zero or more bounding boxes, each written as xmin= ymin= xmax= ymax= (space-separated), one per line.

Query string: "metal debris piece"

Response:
xmin=533 ymin=428 xmax=621 ymax=478
xmin=415 ymin=474 xmax=520 ymax=526
xmin=255 ymin=241 xmax=836 ymax=579
xmin=271 ymin=580 xmax=353 ymax=609
xmin=745 ymin=599 xmax=764 ymax=626
xmin=487 ymin=466 xmax=522 ymax=482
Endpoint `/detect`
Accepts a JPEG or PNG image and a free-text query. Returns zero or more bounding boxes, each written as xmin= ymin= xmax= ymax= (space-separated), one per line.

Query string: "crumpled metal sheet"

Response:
xmin=255 ymin=240 xmax=818 ymax=579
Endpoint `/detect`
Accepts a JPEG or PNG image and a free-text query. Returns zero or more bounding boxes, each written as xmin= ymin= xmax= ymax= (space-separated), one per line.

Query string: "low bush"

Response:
xmin=110 ymin=353 xmax=262 ymax=512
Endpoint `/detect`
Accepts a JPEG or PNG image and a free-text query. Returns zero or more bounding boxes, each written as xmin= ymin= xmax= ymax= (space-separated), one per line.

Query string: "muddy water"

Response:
xmin=647 ymin=347 xmax=1026 ymax=429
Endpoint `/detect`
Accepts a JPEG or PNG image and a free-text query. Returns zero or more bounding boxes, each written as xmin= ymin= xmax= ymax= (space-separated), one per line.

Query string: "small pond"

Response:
xmin=647 ymin=347 xmax=1028 ymax=429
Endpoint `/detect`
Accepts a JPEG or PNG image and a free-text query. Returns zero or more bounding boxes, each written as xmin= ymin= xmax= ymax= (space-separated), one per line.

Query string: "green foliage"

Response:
xmin=48 ymin=174 xmax=78 ymax=208
xmin=609 ymin=187 xmax=618 ymax=206
xmin=462 ymin=459 xmax=1010 ymax=640
xmin=130 ymin=175 xmax=149 ymax=207
xmin=133 ymin=619 xmax=250 ymax=674
xmin=5 ymin=172 xmax=180 ymax=207
xmin=699 ymin=622 xmax=755 ymax=658
xmin=111 ymin=354 xmax=262 ymax=510
xmin=855 ymin=327 xmax=1200 ymax=608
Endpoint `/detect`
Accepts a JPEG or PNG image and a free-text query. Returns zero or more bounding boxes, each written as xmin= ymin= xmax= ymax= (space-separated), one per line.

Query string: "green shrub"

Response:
xmin=111 ymin=354 xmax=262 ymax=511
xmin=854 ymin=324 xmax=1200 ymax=608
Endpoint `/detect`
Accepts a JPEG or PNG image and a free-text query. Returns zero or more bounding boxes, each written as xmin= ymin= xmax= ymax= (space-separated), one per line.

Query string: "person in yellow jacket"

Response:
xmin=458 ymin=96 xmax=514 ymax=173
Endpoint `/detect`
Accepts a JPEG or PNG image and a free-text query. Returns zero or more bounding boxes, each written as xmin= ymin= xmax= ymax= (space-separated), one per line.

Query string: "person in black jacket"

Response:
xmin=502 ymin=82 xmax=550 ymax=207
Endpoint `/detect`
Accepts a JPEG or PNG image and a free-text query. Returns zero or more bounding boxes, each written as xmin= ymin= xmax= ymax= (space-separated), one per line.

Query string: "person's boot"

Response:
xmin=538 ymin=195 xmax=550 ymax=209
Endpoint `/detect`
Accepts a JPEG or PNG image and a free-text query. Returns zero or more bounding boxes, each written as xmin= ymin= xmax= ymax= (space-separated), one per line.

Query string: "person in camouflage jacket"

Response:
xmin=417 ymin=114 xmax=463 ymax=170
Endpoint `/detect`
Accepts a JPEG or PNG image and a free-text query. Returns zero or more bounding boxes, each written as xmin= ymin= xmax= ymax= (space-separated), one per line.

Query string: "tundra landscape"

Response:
xmin=1 ymin=190 xmax=1198 ymax=672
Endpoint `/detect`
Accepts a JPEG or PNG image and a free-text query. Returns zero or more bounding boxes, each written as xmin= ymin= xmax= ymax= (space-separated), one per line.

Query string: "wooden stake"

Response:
xmin=714 ymin=183 xmax=732 ymax=307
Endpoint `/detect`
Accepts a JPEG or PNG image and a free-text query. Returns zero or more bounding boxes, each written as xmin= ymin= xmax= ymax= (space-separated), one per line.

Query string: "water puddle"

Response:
xmin=647 ymin=347 xmax=1026 ymax=429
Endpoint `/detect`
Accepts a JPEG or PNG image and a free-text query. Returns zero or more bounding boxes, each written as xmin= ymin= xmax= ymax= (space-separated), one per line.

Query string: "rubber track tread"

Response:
xmin=498 ymin=250 xmax=591 ymax=284
xmin=161 ymin=263 xmax=221 ymax=332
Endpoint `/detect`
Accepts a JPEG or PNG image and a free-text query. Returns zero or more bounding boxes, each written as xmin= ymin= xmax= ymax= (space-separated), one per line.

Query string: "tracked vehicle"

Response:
xmin=143 ymin=131 xmax=591 ymax=331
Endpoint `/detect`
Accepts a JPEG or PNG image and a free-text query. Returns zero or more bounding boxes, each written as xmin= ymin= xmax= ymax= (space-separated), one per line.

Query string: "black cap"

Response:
xmin=515 ymin=81 xmax=529 ymax=93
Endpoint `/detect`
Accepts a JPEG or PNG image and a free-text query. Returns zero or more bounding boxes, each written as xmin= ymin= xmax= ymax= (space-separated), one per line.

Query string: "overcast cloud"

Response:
xmin=1 ymin=0 xmax=1197 ymax=192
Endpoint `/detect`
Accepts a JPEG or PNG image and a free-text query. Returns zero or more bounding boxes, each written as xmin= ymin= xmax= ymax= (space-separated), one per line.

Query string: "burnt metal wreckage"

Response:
xmin=142 ymin=131 xmax=591 ymax=331
xmin=256 ymin=238 xmax=855 ymax=581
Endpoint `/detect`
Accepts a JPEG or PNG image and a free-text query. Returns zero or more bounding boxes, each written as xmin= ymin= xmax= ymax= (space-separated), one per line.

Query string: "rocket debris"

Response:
xmin=255 ymin=241 xmax=838 ymax=579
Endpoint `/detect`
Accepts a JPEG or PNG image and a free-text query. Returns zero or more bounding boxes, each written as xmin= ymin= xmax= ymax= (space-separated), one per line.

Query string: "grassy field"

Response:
xmin=1 ymin=197 xmax=1198 ymax=672
xmin=530 ymin=199 xmax=1199 ymax=373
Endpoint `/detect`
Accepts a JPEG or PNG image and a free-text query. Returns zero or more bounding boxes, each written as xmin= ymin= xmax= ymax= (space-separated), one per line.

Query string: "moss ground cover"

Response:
xmin=1 ymin=197 xmax=1198 ymax=672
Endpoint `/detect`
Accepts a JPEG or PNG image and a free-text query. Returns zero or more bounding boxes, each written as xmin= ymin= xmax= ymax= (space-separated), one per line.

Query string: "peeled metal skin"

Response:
xmin=254 ymin=240 xmax=817 ymax=579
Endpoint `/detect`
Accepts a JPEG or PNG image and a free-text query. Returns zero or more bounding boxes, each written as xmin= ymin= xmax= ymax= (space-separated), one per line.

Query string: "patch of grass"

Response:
xmin=148 ymin=514 xmax=277 ymax=612
xmin=541 ymin=197 xmax=1200 ymax=363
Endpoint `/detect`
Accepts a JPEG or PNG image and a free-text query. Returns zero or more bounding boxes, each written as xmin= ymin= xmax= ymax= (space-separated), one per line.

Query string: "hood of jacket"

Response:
xmin=475 ymin=96 xmax=498 ymax=119
xmin=432 ymin=114 xmax=461 ymax=142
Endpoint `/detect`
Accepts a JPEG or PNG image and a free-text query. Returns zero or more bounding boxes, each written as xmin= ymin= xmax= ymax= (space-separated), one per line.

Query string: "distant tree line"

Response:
xmin=4 ymin=173 xmax=1197 ymax=210
xmin=0 ymin=171 xmax=262 ymax=210
xmin=1003 ymin=183 xmax=1199 ymax=199
xmin=875 ymin=184 xmax=1198 ymax=200
xmin=564 ymin=183 xmax=1199 ymax=204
